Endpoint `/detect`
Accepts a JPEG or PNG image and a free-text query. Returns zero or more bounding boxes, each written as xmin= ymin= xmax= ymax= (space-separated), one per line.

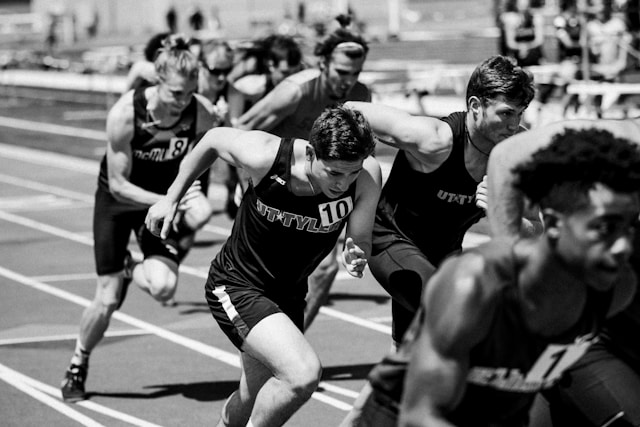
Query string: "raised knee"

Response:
xmin=147 ymin=277 xmax=177 ymax=302
xmin=286 ymin=359 xmax=322 ymax=400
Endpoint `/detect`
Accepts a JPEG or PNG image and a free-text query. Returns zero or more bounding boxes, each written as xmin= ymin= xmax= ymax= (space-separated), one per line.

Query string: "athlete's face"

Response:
xmin=157 ymin=71 xmax=198 ymax=116
xmin=201 ymin=48 xmax=233 ymax=93
xmin=321 ymin=50 xmax=366 ymax=100
xmin=471 ymin=95 xmax=527 ymax=145
xmin=269 ymin=58 xmax=303 ymax=86
xmin=309 ymin=155 xmax=364 ymax=198
xmin=552 ymin=183 xmax=639 ymax=291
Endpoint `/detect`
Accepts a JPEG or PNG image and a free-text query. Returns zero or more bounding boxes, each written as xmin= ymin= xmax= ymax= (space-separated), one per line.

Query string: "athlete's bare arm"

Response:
xmin=234 ymin=81 xmax=302 ymax=131
xmin=105 ymin=91 xmax=166 ymax=207
xmin=399 ymin=254 xmax=496 ymax=427
xmin=345 ymin=101 xmax=454 ymax=171
xmin=342 ymin=156 xmax=382 ymax=277
xmin=146 ymin=128 xmax=279 ymax=238
xmin=487 ymin=118 xmax=640 ymax=238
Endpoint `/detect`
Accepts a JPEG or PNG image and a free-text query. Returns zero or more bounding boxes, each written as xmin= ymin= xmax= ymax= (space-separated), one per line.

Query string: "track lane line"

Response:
xmin=0 ymin=362 xmax=163 ymax=427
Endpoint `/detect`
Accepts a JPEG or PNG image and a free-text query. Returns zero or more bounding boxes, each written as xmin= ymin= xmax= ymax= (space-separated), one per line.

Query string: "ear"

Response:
xmin=468 ymin=96 xmax=482 ymax=116
xmin=541 ymin=208 xmax=561 ymax=240
xmin=305 ymin=145 xmax=315 ymax=160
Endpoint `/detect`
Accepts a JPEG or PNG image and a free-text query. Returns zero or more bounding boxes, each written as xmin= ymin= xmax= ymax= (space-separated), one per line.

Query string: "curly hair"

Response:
xmin=308 ymin=104 xmax=375 ymax=162
xmin=513 ymin=128 xmax=640 ymax=212
xmin=466 ymin=55 xmax=535 ymax=108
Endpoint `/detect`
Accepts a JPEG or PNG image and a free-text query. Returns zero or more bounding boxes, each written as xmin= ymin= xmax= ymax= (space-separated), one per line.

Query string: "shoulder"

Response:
xmin=285 ymin=68 xmax=321 ymax=86
xmin=107 ymin=91 xmax=135 ymax=130
xmin=425 ymin=250 xmax=503 ymax=353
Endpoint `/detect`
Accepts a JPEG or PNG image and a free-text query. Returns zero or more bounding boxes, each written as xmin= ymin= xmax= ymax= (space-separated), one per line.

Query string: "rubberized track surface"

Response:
xmin=0 ymin=90 xmax=489 ymax=426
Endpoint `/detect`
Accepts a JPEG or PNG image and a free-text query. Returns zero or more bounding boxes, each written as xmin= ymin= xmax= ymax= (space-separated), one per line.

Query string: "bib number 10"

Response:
xmin=319 ymin=197 xmax=353 ymax=226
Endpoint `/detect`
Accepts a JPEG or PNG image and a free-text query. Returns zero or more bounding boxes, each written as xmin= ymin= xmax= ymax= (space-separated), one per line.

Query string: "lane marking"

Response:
xmin=30 ymin=272 xmax=97 ymax=282
xmin=0 ymin=265 xmax=355 ymax=411
xmin=0 ymin=362 xmax=163 ymax=427
xmin=0 ymin=363 xmax=106 ymax=427
xmin=0 ymin=117 xmax=105 ymax=141
xmin=0 ymin=329 xmax=153 ymax=346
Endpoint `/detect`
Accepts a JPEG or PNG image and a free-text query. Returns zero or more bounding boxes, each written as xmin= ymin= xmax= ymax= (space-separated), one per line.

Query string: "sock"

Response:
xmin=70 ymin=341 xmax=90 ymax=367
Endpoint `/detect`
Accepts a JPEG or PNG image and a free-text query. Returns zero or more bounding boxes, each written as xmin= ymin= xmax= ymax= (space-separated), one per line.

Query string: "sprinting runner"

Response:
xmin=234 ymin=25 xmax=371 ymax=330
xmin=488 ymin=117 xmax=640 ymax=426
xmin=341 ymin=127 xmax=640 ymax=427
xmin=146 ymin=105 xmax=381 ymax=427
xmin=60 ymin=34 xmax=222 ymax=402
xmin=346 ymin=55 xmax=535 ymax=348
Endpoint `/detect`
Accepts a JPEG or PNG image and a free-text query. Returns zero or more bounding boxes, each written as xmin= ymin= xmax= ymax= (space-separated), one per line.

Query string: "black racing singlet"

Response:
xmin=208 ymin=138 xmax=357 ymax=298
xmin=97 ymin=87 xmax=198 ymax=195
xmin=372 ymin=111 xmax=484 ymax=262
xmin=369 ymin=238 xmax=613 ymax=426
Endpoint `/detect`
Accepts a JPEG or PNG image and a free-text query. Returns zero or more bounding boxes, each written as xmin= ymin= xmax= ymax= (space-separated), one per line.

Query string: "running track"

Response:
xmin=0 ymin=94 xmax=489 ymax=426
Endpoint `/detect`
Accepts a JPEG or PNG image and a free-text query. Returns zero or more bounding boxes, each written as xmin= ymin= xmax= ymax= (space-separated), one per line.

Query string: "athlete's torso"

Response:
xmin=209 ymin=138 xmax=357 ymax=297
xmin=270 ymin=68 xmax=371 ymax=139
xmin=369 ymin=238 xmax=611 ymax=426
xmin=373 ymin=111 xmax=484 ymax=262
xmin=98 ymin=87 xmax=199 ymax=195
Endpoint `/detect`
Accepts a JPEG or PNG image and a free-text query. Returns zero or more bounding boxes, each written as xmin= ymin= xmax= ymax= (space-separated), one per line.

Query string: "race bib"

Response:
xmin=318 ymin=197 xmax=353 ymax=226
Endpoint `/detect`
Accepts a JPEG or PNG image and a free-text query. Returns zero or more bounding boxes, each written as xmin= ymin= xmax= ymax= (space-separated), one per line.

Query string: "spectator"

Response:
xmin=502 ymin=0 xmax=546 ymax=66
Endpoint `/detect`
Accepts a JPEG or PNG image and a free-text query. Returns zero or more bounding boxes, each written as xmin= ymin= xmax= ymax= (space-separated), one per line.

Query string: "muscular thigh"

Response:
xmin=93 ymin=189 xmax=145 ymax=275
xmin=369 ymin=241 xmax=437 ymax=310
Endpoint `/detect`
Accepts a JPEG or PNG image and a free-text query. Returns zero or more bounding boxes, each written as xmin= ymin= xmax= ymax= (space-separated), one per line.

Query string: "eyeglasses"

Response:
xmin=203 ymin=64 xmax=232 ymax=76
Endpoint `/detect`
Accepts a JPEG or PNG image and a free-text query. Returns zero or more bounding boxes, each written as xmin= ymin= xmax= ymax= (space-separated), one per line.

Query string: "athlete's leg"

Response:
xmin=180 ymin=189 xmax=213 ymax=231
xmin=130 ymin=255 xmax=179 ymax=302
xmin=369 ymin=242 xmax=437 ymax=345
xmin=223 ymin=313 xmax=322 ymax=426
xmin=339 ymin=382 xmax=398 ymax=427
xmin=304 ymin=244 xmax=340 ymax=330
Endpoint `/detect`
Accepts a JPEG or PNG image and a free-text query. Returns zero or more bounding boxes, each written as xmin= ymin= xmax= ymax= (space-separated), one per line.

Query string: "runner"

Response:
xmin=60 ymin=34 xmax=222 ymax=402
xmin=146 ymin=105 xmax=381 ymax=427
xmin=345 ymin=54 xmax=535 ymax=347
xmin=341 ymin=127 xmax=640 ymax=427
xmin=487 ymin=117 xmax=640 ymax=427
xmin=234 ymin=25 xmax=372 ymax=330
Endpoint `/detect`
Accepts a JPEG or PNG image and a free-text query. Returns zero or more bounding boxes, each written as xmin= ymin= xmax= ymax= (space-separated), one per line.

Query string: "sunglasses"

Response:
xmin=203 ymin=64 xmax=232 ymax=76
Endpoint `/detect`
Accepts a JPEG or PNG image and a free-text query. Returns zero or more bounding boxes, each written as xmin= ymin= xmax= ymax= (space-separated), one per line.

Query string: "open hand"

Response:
xmin=342 ymin=237 xmax=367 ymax=278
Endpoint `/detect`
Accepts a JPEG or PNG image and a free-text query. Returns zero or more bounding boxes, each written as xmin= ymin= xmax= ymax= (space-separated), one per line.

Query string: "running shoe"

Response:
xmin=61 ymin=364 xmax=87 ymax=402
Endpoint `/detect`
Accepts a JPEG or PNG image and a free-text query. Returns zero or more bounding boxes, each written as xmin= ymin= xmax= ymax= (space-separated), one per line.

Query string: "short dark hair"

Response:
xmin=513 ymin=128 xmax=640 ymax=212
xmin=313 ymin=28 xmax=368 ymax=61
xmin=308 ymin=105 xmax=375 ymax=162
xmin=466 ymin=55 xmax=535 ymax=108
xmin=264 ymin=34 xmax=303 ymax=67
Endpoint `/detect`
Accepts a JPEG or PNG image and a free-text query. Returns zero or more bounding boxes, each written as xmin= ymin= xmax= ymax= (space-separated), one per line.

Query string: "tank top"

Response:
xmin=98 ymin=87 xmax=198 ymax=195
xmin=270 ymin=68 xmax=371 ymax=139
xmin=369 ymin=238 xmax=613 ymax=426
xmin=372 ymin=111 xmax=484 ymax=263
xmin=209 ymin=138 xmax=357 ymax=298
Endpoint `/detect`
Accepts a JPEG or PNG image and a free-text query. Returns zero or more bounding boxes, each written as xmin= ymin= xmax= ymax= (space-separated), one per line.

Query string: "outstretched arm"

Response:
xmin=342 ymin=156 xmax=382 ymax=277
xmin=145 ymin=128 xmax=277 ymax=238
xmin=399 ymin=254 xmax=495 ymax=426
xmin=234 ymin=80 xmax=300 ymax=131
xmin=487 ymin=118 xmax=640 ymax=238
xmin=345 ymin=101 xmax=454 ymax=166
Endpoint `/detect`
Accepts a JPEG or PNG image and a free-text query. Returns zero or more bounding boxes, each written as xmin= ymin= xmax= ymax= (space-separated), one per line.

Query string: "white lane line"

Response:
xmin=0 ymin=265 xmax=355 ymax=411
xmin=0 ymin=117 xmax=106 ymax=141
xmin=0 ymin=362 xmax=163 ymax=427
xmin=318 ymin=307 xmax=392 ymax=335
xmin=0 ymin=363 xmax=106 ymax=427
xmin=30 ymin=272 xmax=97 ymax=282
xmin=0 ymin=329 xmax=153 ymax=346
xmin=0 ymin=173 xmax=94 ymax=202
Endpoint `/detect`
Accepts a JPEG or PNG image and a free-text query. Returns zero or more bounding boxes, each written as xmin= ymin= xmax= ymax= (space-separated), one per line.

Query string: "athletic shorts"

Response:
xmin=93 ymin=187 xmax=192 ymax=275
xmin=205 ymin=270 xmax=305 ymax=350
